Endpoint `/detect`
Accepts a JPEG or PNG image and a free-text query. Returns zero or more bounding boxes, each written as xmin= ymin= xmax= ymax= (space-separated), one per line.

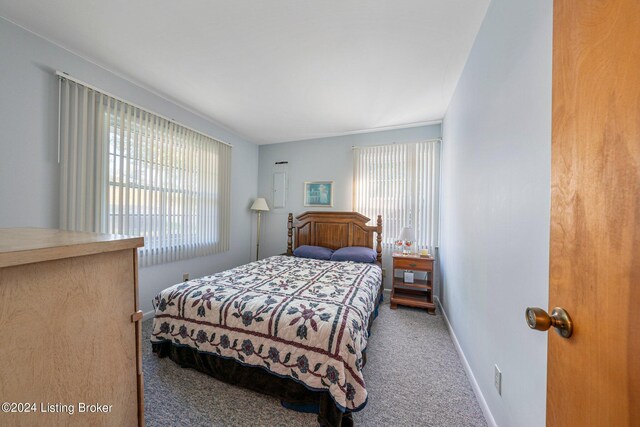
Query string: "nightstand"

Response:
xmin=390 ymin=252 xmax=435 ymax=314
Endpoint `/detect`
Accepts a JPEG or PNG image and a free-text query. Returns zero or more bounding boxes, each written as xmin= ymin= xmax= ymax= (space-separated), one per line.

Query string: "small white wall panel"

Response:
xmin=273 ymin=172 xmax=287 ymax=208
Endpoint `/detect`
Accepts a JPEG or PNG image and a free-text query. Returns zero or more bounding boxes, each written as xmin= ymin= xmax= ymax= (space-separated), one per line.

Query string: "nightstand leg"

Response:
xmin=391 ymin=302 xmax=397 ymax=310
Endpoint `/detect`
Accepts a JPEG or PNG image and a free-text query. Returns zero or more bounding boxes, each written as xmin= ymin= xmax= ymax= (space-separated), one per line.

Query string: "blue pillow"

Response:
xmin=293 ymin=245 xmax=334 ymax=260
xmin=331 ymin=246 xmax=377 ymax=263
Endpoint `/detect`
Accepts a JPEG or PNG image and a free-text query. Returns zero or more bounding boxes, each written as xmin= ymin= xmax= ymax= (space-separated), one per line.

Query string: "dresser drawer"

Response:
xmin=394 ymin=257 xmax=433 ymax=271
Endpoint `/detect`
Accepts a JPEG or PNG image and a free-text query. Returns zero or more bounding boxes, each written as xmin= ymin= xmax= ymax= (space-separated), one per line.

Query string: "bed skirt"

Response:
xmin=152 ymin=287 xmax=384 ymax=427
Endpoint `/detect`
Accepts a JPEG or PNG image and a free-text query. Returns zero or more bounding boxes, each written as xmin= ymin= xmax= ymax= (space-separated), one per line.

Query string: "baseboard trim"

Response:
xmin=435 ymin=297 xmax=498 ymax=427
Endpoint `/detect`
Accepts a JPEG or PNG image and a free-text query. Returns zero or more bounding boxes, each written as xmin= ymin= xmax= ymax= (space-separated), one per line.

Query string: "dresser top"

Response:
xmin=0 ymin=228 xmax=144 ymax=268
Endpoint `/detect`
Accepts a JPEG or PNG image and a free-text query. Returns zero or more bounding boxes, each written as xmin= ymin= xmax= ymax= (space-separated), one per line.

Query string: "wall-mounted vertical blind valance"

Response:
xmin=58 ymin=75 xmax=231 ymax=267
xmin=353 ymin=140 xmax=440 ymax=252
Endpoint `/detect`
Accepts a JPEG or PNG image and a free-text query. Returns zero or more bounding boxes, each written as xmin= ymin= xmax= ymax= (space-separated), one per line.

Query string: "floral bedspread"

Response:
xmin=151 ymin=255 xmax=382 ymax=411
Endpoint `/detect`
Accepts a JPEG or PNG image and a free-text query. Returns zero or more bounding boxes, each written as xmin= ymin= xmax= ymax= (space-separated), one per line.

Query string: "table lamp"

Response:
xmin=399 ymin=226 xmax=415 ymax=254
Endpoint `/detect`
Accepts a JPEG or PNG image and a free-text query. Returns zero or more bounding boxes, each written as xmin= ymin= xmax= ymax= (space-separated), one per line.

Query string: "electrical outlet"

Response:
xmin=183 ymin=272 xmax=189 ymax=282
xmin=382 ymin=268 xmax=387 ymax=278
xmin=494 ymin=365 xmax=502 ymax=395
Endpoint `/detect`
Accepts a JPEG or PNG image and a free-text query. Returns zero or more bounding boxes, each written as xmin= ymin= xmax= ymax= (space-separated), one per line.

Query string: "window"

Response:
xmin=353 ymin=141 xmax=440 ymax=251
xmin=58 ymin=76 xmax=231 ymax=266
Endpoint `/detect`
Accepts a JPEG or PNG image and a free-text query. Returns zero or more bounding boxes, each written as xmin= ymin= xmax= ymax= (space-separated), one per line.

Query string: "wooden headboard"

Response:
xmin=286 ymin=211 xmax=382 ymax=264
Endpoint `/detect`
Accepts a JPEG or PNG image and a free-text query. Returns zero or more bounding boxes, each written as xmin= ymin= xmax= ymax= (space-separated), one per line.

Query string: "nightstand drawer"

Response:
xmin=394 ymin=257 xmax=433 ymax=271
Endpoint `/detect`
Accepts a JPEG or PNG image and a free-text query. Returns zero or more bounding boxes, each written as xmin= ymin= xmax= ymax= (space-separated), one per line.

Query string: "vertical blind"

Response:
xmin=59 ymin=76 xmax=231 ymax=266
xmin=353 ymin=140 xmax=440 ymax=251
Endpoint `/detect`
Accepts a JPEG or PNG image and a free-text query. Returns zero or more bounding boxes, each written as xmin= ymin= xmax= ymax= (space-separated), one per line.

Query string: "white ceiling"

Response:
xmin=0 ymin=1 xmax=489 ymax=144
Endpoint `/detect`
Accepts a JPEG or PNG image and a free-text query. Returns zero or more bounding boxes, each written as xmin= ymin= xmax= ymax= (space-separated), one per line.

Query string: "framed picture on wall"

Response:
xmin=304 ymin=181 xmax=334 ymax=207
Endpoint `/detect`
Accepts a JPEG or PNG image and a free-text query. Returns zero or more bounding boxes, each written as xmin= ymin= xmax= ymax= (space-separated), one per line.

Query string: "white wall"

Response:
xmin=256 ymin=125 xmax=441 ymax=288
xmin=0 ymin=17 xmax=259 ymax=313
xmin=440 ymin=0 xmax=552 ymax=426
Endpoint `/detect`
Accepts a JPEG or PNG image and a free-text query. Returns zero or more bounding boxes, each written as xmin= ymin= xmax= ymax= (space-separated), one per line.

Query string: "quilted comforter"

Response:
xmin=151 ymin=255 xmax=382 ymax=411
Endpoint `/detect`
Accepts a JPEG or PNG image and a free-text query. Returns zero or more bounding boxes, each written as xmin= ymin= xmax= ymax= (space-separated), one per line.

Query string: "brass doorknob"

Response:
xmin=525 ymin=307 xmax=573 ymax=338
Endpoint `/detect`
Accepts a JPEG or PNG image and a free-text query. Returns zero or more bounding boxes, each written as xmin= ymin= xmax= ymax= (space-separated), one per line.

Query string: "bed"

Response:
xmin=151 ymin=211 xmax=383 ymax=426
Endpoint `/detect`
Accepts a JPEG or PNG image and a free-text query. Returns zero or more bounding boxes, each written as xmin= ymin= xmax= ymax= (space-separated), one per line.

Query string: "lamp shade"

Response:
xmin=250 ymin=198 xmax=270 ymax=211
xmin=399 ymin=226 xmax=415 ymax=242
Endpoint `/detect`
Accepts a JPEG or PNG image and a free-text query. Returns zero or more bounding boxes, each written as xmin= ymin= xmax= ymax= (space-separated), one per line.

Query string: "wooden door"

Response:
xmin=548 ymin=0 xmax=640 ymax=425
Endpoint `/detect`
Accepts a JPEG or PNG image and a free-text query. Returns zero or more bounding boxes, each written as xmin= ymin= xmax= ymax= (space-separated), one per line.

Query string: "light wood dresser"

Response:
xmin=0 ymin=228 xmax=144 ymax=426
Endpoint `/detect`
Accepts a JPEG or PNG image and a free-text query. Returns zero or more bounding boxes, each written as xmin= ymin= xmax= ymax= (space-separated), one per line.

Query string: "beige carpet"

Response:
xmin=142 ymin=300 xmax=487 ymax=426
